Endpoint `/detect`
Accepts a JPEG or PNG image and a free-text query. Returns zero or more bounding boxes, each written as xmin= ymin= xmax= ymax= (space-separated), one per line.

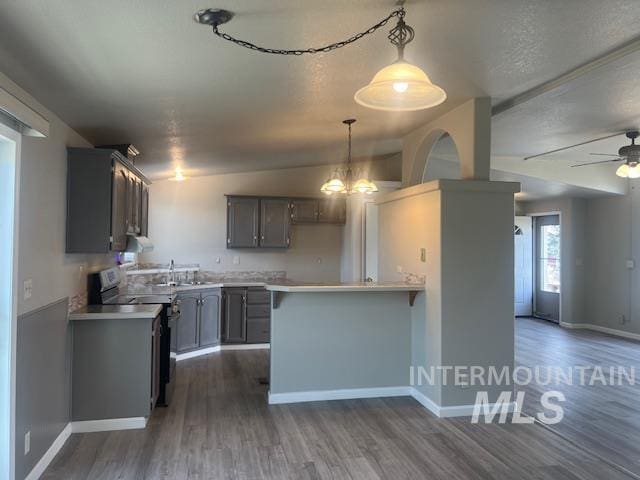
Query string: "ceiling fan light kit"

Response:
xmin=195 ymin=5 xmax=446 ymax=113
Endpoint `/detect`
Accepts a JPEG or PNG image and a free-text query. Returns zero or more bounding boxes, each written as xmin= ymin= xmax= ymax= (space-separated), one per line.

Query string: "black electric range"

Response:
xmin=88 ymin=267 xmax=178 ymax=407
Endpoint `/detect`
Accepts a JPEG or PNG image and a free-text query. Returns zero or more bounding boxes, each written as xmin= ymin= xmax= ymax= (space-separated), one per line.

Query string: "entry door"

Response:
xmin=514 ymin=216 xmax=533 ymax=316
xmin=534 ymin=215 xmax=560 ymax=322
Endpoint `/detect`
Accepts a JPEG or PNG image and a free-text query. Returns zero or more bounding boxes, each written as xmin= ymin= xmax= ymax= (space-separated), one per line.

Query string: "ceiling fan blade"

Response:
xmin=589 ymin=153 xmax=621 ymax=157
xmin=571 ymin=159 xmax=622 ymax=167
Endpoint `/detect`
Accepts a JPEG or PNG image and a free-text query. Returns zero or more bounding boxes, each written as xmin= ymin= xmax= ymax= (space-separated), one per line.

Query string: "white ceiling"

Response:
xmin=1 ymin=0 xmax=640 ymax=181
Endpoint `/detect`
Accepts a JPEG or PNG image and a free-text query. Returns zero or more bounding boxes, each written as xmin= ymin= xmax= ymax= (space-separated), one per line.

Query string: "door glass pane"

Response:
xmin=540 ymin=224 xmax=560 ymax=293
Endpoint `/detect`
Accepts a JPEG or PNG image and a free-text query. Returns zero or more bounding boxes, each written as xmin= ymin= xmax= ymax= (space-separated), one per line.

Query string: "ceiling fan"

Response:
xmin=572 ymin=131 xmax=640 ymax=178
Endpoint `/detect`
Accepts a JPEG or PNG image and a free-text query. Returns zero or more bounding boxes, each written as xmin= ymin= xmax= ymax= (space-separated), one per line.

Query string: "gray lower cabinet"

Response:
xmin=176 ymin=289 xmax=221 ymax=353
xmin=223 ymin=289 xmax=247 ymax=343
xmin=71 ymin=314 xmax=160 ymax=421
xmin=222 ymin=287 xmax=271 ymax=344
xmin=176 ymin=294 xmax=200 ymax=352
xmin=199 ymin=291 xmax=220 ymax=347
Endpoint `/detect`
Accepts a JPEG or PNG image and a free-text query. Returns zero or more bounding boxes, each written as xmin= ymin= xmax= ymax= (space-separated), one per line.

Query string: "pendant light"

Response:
xmin=320 ymin=119 xmax=378 ymax=196
xmin=196 ymin=4 xmax=446 ymax=112
xmin=353 ymin=9 xmax=446 ymax=111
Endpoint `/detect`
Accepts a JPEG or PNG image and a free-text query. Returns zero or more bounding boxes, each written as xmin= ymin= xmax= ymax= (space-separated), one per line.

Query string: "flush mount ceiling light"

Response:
xmin=169 ymin=167 xmax=188 ymax=182
xmin=194 ymin=3 xmax=446 ymax=112
xmin=320 ymin=119 xmax=378 ymax=196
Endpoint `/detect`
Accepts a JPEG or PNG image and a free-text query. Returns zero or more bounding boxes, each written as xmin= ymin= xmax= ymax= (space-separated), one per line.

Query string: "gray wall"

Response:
xmin=0 ymin=71 xmax=115 ymax=479
xmin=15 ymin=299 xmax=71 ymax=480
xmin=142 ymin=161 xmax=397 ymax=282
xmin=584 ymin=187 xmax=640 ymax=334
xmin=270 ymin=292 xmax=412 ymax=394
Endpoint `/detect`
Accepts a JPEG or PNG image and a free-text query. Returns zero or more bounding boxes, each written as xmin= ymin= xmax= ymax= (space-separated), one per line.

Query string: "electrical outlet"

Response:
xmin=24 ymin=431 xmax=30 ymax=455
xmin=396 ymin=265 xmax=403 ymax=273
xmin=215 ymin=257 xmax=221 ymax=264
xmin=627 ymin=260 xmax=635 ymax=269
xmin=233 ymin=256 xmax=240 ymax=265
xmin=317 ymin=257 xmax=323 ymax=264
xmin=23 ymin=279 xmax=33 ymax=300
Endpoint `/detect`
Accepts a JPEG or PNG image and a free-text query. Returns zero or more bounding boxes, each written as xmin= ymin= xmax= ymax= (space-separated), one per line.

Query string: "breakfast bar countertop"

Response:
xmin=264 ymin=281 xmax=425 ymax=293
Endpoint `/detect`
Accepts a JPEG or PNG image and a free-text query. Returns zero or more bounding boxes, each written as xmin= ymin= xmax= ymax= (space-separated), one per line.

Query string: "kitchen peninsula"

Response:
xmin=265 ymin=282 xmax=425 ymax=404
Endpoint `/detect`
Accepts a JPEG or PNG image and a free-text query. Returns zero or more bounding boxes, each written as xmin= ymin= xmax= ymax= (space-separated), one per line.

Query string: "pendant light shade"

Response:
xmin=321 ymin=119 xmax=378 ymax=196
xmin=354 ymin=61 xmax=447 ymax=111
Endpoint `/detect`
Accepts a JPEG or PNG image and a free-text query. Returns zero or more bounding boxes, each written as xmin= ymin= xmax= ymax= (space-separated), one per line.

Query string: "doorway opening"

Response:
xmin=0 ymin=123 xmax=20 ymax=480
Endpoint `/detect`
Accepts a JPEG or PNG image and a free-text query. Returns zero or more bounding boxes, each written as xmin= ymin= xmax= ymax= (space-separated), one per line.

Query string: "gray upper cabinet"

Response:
xmin=140 ymin=183 xmax=149 ymax=237
xmin=66 ymin=147 xmax=150 ymax=253
xmin=291 ymin=199 xmax=318 ymax=224
xmin=318 ymin=198 xmax=347 ymax=224
xmin=199 ymin=291 xmax=221 ymax=347
xmin=111 ymin=161 xmax=129 ymax=252
xmin=227 ymin=197 xmax=260 ymax=248
xmin=260 ymin=198 xmax=290 ymax=248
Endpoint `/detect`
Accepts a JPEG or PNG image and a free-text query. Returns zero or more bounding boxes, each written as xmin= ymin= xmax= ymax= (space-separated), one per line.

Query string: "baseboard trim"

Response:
xmin=560 ymin=322 xmax=640 ymax=341
xmin=268 ymin=385 xmax=516 ymax=419
xmin=176 ymin=343 xmax=270 ymax=361
xmin=24 ymin=423 xmax=72 ymax=480
xmin=71 ymin=416 xmax=147 ymax=433
xmin=268 ymin=386 xmax=411 ymax=404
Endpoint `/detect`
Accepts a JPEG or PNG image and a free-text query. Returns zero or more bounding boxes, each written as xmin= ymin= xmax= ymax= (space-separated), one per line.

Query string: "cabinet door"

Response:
xmin=111 ymin=162 xmax=129 ymax=251
xmin=246 ymin=318 xmax=270 ymax=344
xmin=133 ymin=178 xmax=142 ymax=234
xmin=318 ymin=198 xmax=347 ymax=224
xmin=223 ymin=289 xmax=246 ymax=343
xmin=291 ymin=199 xmax=318 ymax=224
xmin=260 ymin=199 xmax=290 ymax=248
xmin=151 ymin=315 xmax=161 ymax=409
xmin=126 ymin=173 xmax=136 ymax=234
xmin=227 ymin=197 xmax=259 ymax=248
xmin=199 ymin=292 xmax=220 ymax=347
xmin=140 ymin=184 xmax=149 ymax=237
xmin=176 ymin=294 xmax=199 ymax=352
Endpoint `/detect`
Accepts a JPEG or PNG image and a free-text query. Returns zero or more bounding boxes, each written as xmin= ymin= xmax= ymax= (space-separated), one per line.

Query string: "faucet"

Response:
xmin=168 ymin=259 xmax=176 ymax=286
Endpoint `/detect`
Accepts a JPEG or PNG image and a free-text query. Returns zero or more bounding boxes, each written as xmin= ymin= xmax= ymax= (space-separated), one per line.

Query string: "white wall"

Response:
xmin=143 ymin=163 xmax=398 ymax=282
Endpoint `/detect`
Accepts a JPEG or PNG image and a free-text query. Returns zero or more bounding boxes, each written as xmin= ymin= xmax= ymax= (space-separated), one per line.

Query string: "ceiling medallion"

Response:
xmin=320 ymin=119 xmax=378 ymax=196
xmin=195 ymin=4 xmax=446 ymax=112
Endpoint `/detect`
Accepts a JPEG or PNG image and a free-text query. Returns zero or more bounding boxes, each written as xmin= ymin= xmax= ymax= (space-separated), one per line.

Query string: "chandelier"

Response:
xmin=320 ymin=119 xmax=378 ymax=196
xmin=194 ymin=4 xmax=446 ymax=112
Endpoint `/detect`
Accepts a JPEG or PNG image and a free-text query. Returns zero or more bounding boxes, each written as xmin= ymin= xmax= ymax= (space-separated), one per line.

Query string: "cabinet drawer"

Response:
xmin=246 ymin=318 xmax=270 ymax=344
xmin=247 ymin=304 xmax=270 ymax=318
xmin=246 ymin=290 xmax=270 ymax=304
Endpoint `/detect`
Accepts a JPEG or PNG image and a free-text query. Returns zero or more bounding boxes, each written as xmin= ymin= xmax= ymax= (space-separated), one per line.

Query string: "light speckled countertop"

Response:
xmin=265 ymin=282 xmax=425 ymax=293
xmin=69 ymin=304 xmax=163 ymax=320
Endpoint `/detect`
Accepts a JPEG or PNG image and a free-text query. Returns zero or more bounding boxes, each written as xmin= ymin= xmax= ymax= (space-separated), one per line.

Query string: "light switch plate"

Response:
xmin=233 ymin=256 xmax=240 ymax=265
xmin=215 ymin=257 xmax=221 ymax=264
xmin=23 ymin=279 xmax=33 ymax=300
xmin=24 ymin=431 xmax=30 ymax=455
xmin=396 ymin=265 xmax=403 ymax=273
xmin=420 ymin=248 xmax=426 ymax=263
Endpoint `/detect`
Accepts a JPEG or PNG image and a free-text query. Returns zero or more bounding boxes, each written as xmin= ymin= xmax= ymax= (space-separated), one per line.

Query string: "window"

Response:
xmin=540 ymin=224 xmax=560 ymax=293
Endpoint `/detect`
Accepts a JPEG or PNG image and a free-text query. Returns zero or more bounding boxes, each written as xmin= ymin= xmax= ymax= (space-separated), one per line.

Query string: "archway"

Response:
xmin=421 ymin=132 xmax=461 ymax=183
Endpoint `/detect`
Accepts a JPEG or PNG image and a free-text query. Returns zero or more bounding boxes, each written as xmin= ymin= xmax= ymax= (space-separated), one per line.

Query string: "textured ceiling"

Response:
xmin=1 ymin=0 xmax=640 ymax=179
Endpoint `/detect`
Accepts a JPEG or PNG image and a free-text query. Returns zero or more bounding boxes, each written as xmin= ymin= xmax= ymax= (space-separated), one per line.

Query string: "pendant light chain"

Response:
xmin=211 ymin=8 xmax=405 ymax=56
